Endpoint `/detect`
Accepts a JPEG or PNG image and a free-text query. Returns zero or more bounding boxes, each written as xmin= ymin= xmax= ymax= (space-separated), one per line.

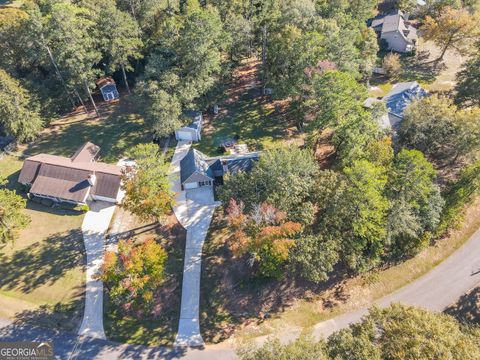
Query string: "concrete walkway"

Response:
xmin=78 ymin=201 xmax=116 ymax=340
xmin=169 ymin=142 xmax=221 ymax=347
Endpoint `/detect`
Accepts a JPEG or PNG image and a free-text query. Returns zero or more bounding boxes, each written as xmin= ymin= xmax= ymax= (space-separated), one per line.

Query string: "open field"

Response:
xmin=201 ymin=197 xmax=480 ymax=342
xmin=0 ymin=156 xmax=85 ymax=331
xmin=15 ymin=98 xmax=150 ymax=164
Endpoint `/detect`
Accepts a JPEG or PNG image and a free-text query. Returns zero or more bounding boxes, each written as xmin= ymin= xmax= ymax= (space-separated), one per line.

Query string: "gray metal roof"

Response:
xmin=384 ymin=82 xmax=428 ymax=118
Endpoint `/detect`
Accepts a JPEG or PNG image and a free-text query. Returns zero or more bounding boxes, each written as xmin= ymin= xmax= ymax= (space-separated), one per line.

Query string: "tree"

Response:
xmin=237 ymin=334 xmax=328 ymax=360
xmin=96 ymin=2 xmax=143 ymax=94
xmin=0 ymin=70 xmax=43 ymax=142
xmin=225 ymin=201 xmax=302 ymax=278
xmin=290 ymin=234 xmax=340 ymax=283
xmin=386 ymin=149 xmax=444 ymax=256
xmin=400 ymin=95 xmax=480 ymax=166
xmin=328 ymin=304 xmax=480 ymax=359
xmin=314 ymin=162 xmax=389 ymax=273
xmin=100 ymin=238 xmax=167 ymax=316
xmin=455 ymin=43 xmax=480 ymax=107
xmin=238 ymin=304 xmax=480 ymax=359
xmin=140 ymin=3 xmax=226 ymax=136
xmin=421 ymin=7 xmax=480 ymax=62
xmin=0 ymin=177 xmax=30 ymax=245
xmin=122 ymin=143 xmax=174 ymax=221
xmin=302 ymin=71 xmax=379 ymax=164
xmin=219 ymin=147 xmax=318 ymax=224
xmin=382 ymin=53 xmax=402 ymax=79
xmin=45 ymin=2 xmax=102 ymax=116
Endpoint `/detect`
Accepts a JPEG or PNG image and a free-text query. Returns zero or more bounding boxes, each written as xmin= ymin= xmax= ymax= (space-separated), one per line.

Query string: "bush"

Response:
xmin=383 ymin=53 xmax=402 ymax=79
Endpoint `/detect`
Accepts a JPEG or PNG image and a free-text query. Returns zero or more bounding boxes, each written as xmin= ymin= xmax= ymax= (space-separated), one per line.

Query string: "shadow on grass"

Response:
xmin=0 ymin=228 xmax=85 ymax=293
xmin=445 ymin=286 xmax=480 ymax=325
xmin=14 ymin=291 xmax=85 ymax=332
xmin=104 ymin=224 xmax=186 ymax=347
xmin=23 ymin=98 xmax=150 ymax=163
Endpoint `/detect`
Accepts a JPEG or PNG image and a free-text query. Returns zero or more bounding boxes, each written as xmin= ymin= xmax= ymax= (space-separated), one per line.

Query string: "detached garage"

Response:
xmin=175 ymin=111 xmax=203 ymax=142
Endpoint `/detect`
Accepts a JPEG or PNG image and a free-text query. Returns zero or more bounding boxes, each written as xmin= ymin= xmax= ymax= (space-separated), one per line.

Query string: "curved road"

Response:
xmin=2 ymin=228 xmax=480 ymax=359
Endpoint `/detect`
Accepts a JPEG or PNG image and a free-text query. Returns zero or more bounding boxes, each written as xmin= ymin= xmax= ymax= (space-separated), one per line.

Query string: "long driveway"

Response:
xmin=77 ymin=201 xmax=116 ymax=340
xmin=170 ymin=141 xmax=220 ymax=347
xmin=3 ymin=195 xmax=480 ymax=358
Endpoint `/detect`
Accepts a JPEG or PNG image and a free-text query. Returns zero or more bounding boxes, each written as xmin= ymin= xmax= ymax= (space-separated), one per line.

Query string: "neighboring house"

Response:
xmin=96 ymin=77 xmax=119 ymax=101
xmin=371 ymin=10 xmax=418 ymax=53
xmin=365 ymin=81 xmax=428 ymax=130
xmin=180 ymin=148 xmax=259 ymax=190
xmin=18 ymin=142 xmax=123 ymax=205
xmin=175 ymin=111 xmax=203 ymax=142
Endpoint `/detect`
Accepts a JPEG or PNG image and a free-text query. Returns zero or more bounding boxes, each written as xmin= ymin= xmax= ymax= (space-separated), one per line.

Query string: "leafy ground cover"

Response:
xmin=201 ymin=197 xmax=480 ymax=343
xmin=0 ymin=155 xmax=85 ymax=331
xmin=194 ymin=59 xmax=300 ymax=155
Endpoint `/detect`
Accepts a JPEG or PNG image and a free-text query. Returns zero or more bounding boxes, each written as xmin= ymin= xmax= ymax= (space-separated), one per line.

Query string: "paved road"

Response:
xmin=78 ymin=201 xmax=116 ymax=340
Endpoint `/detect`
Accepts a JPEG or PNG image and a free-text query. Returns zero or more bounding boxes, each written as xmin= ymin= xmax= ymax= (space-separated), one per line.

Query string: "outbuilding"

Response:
xmin=175 ymin=111 xmax=203 ymax=142
xmin=96 ymin=77 xmax=120 ymax=102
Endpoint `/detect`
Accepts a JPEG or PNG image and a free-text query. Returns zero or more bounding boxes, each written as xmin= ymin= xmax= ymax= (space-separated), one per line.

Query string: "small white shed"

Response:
xmin=175 ymin=111 xmax=203 ymax=142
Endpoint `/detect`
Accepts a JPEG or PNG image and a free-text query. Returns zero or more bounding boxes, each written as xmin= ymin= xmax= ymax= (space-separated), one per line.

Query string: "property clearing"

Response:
xmin=0 ymin=156 xmax=85 ymax=331
xmin=194 ymin=59 xmax=302 ymax=155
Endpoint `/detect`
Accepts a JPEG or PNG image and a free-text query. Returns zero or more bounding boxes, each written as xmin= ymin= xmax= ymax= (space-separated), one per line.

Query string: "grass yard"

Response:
xmin=370 ymin=38 xmax=466 ymax=97
xmin=201 ymin=197 xmax=480 ymax=343
xmin=0 ymin=156 xmax=85 ymax=331
xmin=104 ymin=210 xmax=186 ymax=346
xmin=194 ymin=59 xmax=299 ymax=155
xmin=16 ymin=97 xmax=150 ymax=164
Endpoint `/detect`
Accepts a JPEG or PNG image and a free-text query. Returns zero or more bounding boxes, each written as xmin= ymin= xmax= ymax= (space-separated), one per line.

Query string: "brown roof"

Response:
xmin=18 ymin=142 xmax=122 ymax=202
xmin=30 ymin=175 xmax=90 ymax=203
xmin=96 ymin=77 xmax=115 ymax=89
xmin=92 ymin=172 xmax=122 ymax=199
xmin=71 ymin=142 xmax=100 ymax=163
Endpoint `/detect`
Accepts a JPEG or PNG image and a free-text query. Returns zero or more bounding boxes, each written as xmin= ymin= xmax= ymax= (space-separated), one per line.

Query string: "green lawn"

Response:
xmin=19 ymin=99 xmax=150 ymax=164
xmin=0 ymin=156 xmax=85 ymax=331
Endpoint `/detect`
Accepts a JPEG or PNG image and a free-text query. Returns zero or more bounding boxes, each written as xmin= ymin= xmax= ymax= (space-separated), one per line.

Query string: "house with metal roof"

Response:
xmin=371 ymin=10 xmax=418 ymax=53
xmin=175 ymin=111 xmax=203 ymax=142
xmin=180 ymin=148 xmax=259 ymax=190
xmin=18 ymin=142 xmax=123 ymax=205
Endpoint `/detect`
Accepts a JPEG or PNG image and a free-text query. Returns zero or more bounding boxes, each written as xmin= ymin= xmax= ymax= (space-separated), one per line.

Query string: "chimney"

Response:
xmin=88 ymin=174 xmax=97 ymax=186
xmin=222 ymin=160 xmax=229 ymax=174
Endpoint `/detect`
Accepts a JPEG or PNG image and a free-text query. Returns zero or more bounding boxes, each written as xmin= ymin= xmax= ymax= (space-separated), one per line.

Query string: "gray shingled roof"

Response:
xmin=180 ymin=149 xmax=213 ymax=183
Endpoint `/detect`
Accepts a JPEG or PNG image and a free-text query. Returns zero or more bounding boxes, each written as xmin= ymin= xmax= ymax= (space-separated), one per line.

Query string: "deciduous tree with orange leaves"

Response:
xmin=100 ymin=238 xmax=167 ymax=317
xmin=225 ymin=200 xmax=302 ymax=278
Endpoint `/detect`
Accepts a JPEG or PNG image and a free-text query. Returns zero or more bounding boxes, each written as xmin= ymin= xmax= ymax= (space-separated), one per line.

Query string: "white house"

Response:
xmin=371 ymin=11 xmax=418 ymax=53
xmin=175 ymin=111 xmax=203 ymax=142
